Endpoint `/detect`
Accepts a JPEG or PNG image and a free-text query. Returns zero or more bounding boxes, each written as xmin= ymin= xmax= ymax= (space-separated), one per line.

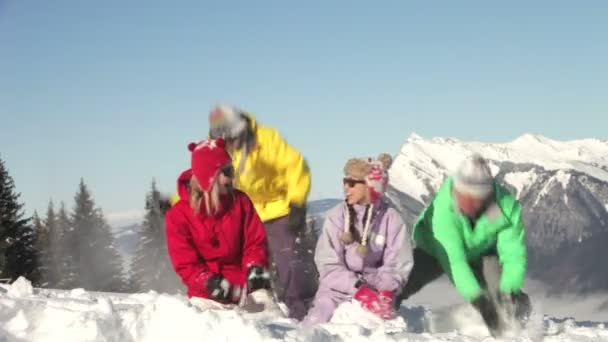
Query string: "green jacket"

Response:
xmin=412 ymin=176 xmax=527 ymax=301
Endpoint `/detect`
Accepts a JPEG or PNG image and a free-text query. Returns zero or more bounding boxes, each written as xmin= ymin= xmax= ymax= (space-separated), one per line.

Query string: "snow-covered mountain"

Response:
xmin=306 ymin=198 xmax=341 ymax=236
xmin=387 ymin=133 xmax=608 ymax=294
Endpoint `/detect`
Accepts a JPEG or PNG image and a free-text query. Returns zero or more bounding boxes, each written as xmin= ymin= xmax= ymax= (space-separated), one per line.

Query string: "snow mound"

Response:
xmin=1 ymin=277 xmax=607 ymax=341
xmin=5 ymin=277 xmax=33 ymax=298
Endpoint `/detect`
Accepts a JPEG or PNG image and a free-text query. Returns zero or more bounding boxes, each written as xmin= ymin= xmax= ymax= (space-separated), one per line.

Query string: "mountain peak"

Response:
xmin=511 ymin=133 xmax=554 ymax=145
xmin=407 ymin=132 xmax=424 ymax=142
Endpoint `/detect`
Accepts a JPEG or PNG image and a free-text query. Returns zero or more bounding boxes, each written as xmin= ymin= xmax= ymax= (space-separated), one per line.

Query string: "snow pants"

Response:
xmin=263 ymin=213 xmax=317 ymax=320
xmin=301 ymin=288 xmax=345 ymax=326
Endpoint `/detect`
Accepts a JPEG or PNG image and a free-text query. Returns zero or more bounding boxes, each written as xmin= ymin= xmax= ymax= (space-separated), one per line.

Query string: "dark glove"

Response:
xmin=287 ymin=205 xmax=307 ymax=232
xmin=247 ymin=265 xmax=271 ymax=291
xmin=471 ymin=293 xmax=502 ymax=336
xmin=511 ymin=291 xmax=532 ymax=321
xmin=206 ymin=273 xmax=233 ymax=301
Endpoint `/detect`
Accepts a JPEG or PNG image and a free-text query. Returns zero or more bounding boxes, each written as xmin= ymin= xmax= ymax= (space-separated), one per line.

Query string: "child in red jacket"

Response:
xmin=165 ymin=138 xmax=272 ymax=308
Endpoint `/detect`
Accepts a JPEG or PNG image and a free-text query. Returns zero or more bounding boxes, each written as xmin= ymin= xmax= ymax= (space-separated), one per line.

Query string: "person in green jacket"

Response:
xmin=398 ymin=153 xmax=531 ymax=336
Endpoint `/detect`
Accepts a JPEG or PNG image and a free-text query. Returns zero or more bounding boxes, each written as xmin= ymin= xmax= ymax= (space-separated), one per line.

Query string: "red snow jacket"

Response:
xmin=165 ymin=169 xmax=269 ymax=302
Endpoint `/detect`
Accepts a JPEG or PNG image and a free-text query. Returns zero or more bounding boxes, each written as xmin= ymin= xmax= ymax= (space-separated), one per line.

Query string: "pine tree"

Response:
xmin=56 ymin=201 xmax=77 ymax=289
xmin=44 ymin=201 xmax=64 ymax=288
xmin=130 ymin=181 xmax=182 ymax=293
xmin=0 ymin=157 xmax=39 ymax=283
xmin=33 ymin=210 xmax=51 ymax=287
xmin=94 ymin=209 xmax=128 ymax=292
xmin=71 ymin=179 xmax=125 ymax=291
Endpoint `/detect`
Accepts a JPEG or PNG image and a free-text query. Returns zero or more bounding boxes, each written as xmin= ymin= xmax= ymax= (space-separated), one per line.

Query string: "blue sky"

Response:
xmin=1 ymin=0 xmax=607 ymax=225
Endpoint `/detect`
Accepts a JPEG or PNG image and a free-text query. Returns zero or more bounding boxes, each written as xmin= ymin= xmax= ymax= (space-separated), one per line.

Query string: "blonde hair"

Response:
xmin=189 ymin=176 xmax=221 ymax=217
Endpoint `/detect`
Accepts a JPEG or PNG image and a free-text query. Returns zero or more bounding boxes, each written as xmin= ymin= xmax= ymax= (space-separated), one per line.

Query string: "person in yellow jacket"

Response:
xmin=207 ymin=104 xmax=315 ymax=320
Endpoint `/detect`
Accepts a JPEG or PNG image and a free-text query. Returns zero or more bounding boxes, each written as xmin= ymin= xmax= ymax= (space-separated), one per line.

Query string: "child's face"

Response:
xmin=454 ymin=190 xmax=486 ymax=218
xmin=343 ymin=176 xmax=369 ymax=205
xmin=217 ymin=164 xmax=235 ymax=195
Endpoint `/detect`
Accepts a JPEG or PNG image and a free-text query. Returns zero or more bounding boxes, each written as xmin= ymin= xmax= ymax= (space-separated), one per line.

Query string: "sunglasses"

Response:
xmin=221 ymin=165 xmax=235 ymax=178
xmin=343 ymin=178 xmax=366 ymax=187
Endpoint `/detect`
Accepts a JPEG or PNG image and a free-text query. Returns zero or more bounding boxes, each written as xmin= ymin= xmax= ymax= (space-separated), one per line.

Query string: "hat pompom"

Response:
xmin=341 ymin=231 xmax=354 ymax=244
xmin=356 ymin=244 xmax=368 ymax=257
xmin=377 ymin=153 xmax=393 ymax=170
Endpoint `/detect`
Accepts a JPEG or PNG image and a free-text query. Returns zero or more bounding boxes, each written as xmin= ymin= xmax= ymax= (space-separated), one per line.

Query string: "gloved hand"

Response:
xmin=353 ymin=285 xmax=397 ymax=320
xmin=247 ymin=265 xmax=271 ymax=291
xmin=206 ymin=273 xmax=235 ymax=301
xmin=376 ymin=290 xmax=398 ymax=319
xmin=471 ymin=293 xmax=502 ymax=336
xmin=287 ymin=205 xmax=307 ymax=232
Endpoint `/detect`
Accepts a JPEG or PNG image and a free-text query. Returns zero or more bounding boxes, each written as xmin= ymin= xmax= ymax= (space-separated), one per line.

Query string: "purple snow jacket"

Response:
xmin=303 ymin=199 xmax=414 ymax=325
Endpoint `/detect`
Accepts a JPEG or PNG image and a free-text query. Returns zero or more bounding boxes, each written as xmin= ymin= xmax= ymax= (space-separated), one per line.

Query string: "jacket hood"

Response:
xmin=176 ymin=169 xmax=193 ymax=202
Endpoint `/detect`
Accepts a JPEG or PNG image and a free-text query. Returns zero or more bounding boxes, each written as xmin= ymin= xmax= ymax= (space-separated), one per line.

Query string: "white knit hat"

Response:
xmin=452 ymin=153 xmax=494 ymax=199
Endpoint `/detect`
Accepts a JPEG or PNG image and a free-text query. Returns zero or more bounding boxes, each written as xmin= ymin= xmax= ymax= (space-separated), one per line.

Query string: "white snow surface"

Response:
xmin=1 ymin=277 xmax=607 ymax=341
xmin=390 ymin=133 xmax=608 ymax=203
xmin=503 ymin=170 xmax=539 ymax=199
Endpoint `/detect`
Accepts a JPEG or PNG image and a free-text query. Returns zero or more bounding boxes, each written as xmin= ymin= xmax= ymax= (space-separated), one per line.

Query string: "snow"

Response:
xmin=554 ymin=170 xmax=572 ymax=190
xmin=532 ymin=171 xmax=572 ymax=205
xmin=504 ymin=170 xmax=539 ymax=199
xmin=390 ymin=133 xmax=608 ymax=203
xmin=5 ymin=277 xmax=33 ymax=298
xmin=1 ymin=277 xmax=607 ymax=341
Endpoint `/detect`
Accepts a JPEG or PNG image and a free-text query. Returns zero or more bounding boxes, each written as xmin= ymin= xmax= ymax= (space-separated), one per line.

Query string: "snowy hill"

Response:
xmin=1 ymin=277 xmax=607 ymax=342
xmin=307 ymin=198 xmax=342 ymax=216
xmin=387 ymin=133 xmax=608 ymax=294
xmin=306 ymin=198 xmax=342 ymax=236
xmin=112 ymin=223 xmax=141 ymax=273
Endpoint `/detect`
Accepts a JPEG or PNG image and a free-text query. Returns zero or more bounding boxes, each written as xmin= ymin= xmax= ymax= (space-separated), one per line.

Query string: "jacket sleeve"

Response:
xmin=496 ymin=201 xmax=527 ymax=293
xmin=366 ymin=211 xmax=414 ymax=292
xmin=165 ymin=208 xmax=213 ymax=295
xmin=240 ymin=193 xmax=269 ymax=270
xmin=314 ymin=211 xmax=360 ymax=295
xmin=432 ymin=210 xmax=483 ymax=302
xmin=261 ymin=128 xmax=311 ymax=207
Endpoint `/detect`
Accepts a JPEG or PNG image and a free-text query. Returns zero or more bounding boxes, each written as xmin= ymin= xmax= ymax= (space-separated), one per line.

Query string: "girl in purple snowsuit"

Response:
xmin=303 ymin=153 xmax=414 ymax=326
